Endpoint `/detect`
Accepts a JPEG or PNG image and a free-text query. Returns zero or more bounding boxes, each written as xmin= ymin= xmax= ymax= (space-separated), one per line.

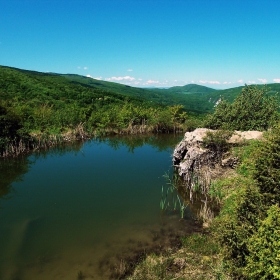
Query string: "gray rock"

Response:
xmin=172 ymin=128 xmax=263 ymax=197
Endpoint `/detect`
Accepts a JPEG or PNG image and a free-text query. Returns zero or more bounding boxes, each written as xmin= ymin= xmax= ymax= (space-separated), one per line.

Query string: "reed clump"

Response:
xmin=160 ymin=172 xmax=188 ymax=220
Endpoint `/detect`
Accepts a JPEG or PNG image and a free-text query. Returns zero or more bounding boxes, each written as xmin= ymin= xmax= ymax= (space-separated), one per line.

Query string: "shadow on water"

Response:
xmin=0 ymin=142 xmax=84 ymax=203
xmin=0 ymin=156 xmax=30 ymax=205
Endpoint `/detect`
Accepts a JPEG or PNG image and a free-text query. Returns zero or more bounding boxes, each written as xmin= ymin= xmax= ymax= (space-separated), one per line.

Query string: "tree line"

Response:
xmin=0 ymin=66 xmax=197 ymax=157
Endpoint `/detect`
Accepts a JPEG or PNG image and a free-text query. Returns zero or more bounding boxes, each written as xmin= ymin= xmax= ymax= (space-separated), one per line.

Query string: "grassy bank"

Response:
xmin=0 ymin=115 xmax=202 ymax=157
xmin=127 ymin=233 xmax=223 ymax=280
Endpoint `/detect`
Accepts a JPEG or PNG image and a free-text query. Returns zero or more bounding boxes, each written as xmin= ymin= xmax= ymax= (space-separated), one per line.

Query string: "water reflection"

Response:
xmin=0 ymin=134 xmax=183 ymax=201
xmin=0 ymin=156 xmax=31 ymax=204
xmin=0 ymin=134 xmax=198 ymax=280
xmin=171 ymin=174 xmax=220 ymax=226
xmin=97 ymin=133 xmax=184 ymax=153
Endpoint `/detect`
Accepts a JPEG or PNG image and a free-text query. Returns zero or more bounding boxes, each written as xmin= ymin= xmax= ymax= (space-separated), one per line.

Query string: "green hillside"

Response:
xmin=1 ymin=65 xmax=279 ymax=115
xmin=0 ymin=66 xmax=214 ymax=114
xmin=60 ymin=73 xmax=218 ymax=113
xmin=193 ymin=84 xmax=279 ymax=115
xmin=0 ymin=65 xmax=192 ymax=156
xmin=61 ymin=73 xmax=159 ymax=99
xmin=0 ymin=66 xmax=148 ymax=106
xmin=154 ymin=83 xmax=216 ymax=95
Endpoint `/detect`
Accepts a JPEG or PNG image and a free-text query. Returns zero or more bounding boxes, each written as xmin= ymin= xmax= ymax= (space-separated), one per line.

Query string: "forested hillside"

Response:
xmin=153 ymin=83 xmax=216 ymax=94
xmin=2 ymin=65 xmax=279 ymax=115
xmin=0 ymin=66 xmax=191 ymax=157
xmin=1 ymin=65 xmax=279 ymax=157
xmin=155 ymin=83 xmax=280 ymax=110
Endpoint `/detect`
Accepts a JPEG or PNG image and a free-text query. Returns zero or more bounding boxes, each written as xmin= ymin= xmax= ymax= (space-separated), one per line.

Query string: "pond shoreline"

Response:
xmin=106 ymin=217 xmax=203 ymax=279
xmin=0 ymin=124 xmax=186 ymax=158
xmin=1 ymin=134 xmax=199 ymax=280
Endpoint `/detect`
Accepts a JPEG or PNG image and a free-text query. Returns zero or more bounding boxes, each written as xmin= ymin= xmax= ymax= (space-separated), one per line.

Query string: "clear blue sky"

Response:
xmin=1 ymin=0 xmax=280 ymax=88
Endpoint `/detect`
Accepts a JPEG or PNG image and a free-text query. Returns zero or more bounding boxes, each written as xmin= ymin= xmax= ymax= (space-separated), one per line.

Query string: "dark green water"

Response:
xmin=0 ymin=135 xmax=198 ymax=280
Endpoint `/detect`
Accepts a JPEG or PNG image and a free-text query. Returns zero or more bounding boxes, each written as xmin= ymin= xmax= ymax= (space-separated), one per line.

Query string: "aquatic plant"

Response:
xmin=177 ymin=194 xmax=187 ymax=219
xmin=160 ymin=171 xmax=188 ymax=219
xmin=160 ymin=185 xmax=168 ymax=211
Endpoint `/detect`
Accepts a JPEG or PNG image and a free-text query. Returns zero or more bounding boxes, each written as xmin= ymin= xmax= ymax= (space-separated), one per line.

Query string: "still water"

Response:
xmin=0 ymin=134 xmax=198 ymax=280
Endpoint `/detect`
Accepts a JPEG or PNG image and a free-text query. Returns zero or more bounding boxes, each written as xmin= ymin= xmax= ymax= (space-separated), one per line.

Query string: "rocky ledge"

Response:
xmin=172 ymin=128 xmax=263 ymax=197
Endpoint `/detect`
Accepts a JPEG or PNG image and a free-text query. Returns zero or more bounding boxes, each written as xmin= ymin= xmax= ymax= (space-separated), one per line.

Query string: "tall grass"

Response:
xmin=160 ymin=172 xmax=188 ymax=219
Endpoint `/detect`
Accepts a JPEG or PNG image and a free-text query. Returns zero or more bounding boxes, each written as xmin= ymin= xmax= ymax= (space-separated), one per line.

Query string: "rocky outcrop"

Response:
xmin=172 ymin=128 xmax=263 ymax=198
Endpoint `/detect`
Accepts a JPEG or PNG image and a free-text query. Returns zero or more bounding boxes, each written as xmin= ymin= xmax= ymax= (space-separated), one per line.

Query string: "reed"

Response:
xmin=160 ymin=171 xmax=187 ymax=219
xmin=160 ymin=185 xmax=169 ymax=211
xmin=177 ymin=194 xmax=187 ymax=219
xmin=198 ymin=199 xmax=214 ymax=227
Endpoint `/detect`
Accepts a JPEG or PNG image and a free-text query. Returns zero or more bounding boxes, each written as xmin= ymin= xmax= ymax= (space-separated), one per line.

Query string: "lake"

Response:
xmin=0 ymin=134 xmax=199 ymax=280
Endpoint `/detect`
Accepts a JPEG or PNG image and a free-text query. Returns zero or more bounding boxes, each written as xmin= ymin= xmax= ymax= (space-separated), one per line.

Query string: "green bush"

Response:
xmin=244 ymin=204 xmax=280 ymax=279
xmin=204 ymin=85 xmax=279 ymax=131
xmin=213 ymin=183 xmax=263 ymax=277
xmin=0 ymin=103 xmax=31 ymax=152
xmin=253 ymin=123 xmax=280 ymax=205
xmin=212 ymin=123 xmax=280 ymax=278
xmin=202 ymin=129 xmax=233 ymax=159
xmin=0 ymin=104 xmax=22 ymax=139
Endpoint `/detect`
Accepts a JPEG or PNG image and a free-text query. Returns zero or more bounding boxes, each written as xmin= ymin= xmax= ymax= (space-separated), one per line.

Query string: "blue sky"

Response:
xmin=1 ymin=0 xmax=280 ymax=89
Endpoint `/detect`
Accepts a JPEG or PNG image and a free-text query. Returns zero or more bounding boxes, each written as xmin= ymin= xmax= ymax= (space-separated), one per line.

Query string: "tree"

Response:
xmin=0 ymin=103 xmax=30 ymax=154
xmin=204 ymin=85 xmax=279 ymax=131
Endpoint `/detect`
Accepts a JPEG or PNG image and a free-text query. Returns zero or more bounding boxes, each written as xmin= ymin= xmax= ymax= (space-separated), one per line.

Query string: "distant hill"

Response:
xmin=0 ymin=66 xmax=213 ymax=114
xmin=155 ymin=84 xmax=216 ymax=94
xmin=0 ymin=65 xmax=279 ymax=114
xmin=0 ymin=66 xmax=155 ymax=105
xmin=60 ymin=74 xmax=280 ymax=113
xmin=61 ymin=73 xmax=161 ymax=100
xmin=206 ymin=84 xmax=280 ymax=104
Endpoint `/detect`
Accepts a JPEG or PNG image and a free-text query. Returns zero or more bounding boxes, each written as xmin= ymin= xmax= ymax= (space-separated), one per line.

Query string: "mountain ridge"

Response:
xmin=1 ymin=65 xmax=279 ymax=114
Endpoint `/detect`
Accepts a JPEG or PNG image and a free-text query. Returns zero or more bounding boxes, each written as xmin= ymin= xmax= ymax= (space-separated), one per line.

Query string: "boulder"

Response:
xmin=172 ymin=128 xmax=263 ymax=197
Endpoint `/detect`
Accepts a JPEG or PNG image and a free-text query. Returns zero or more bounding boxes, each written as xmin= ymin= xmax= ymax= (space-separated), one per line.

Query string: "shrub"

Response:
xmin=244 ymin=204 xmax=280 ymax=279
xmin=212 ymin=124 xmax=280 ymax=278
xmin=204 ymin=85 xmax=279 ymax=131
xmin=213 ymin=183 xmax=263 ymax=277
xmin=202 ymin=129 xmax=233 ymax=159
xmin=252 ymin=123 xmax=280 ymax=205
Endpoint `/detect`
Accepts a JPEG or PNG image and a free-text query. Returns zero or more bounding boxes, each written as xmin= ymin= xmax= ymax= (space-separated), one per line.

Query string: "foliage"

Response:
xmin=204 ymin=85 xmax=279 ymax=131
xmin=213 ymin=183 xmax=263 ymax=277
xmin=252 ymin=123 xmax=280 ymax=205
xmin=0 ymin=104 xmax=21 ymax=141
xmin=202 ymin=129 xmax=233 ymax=160
xmin=244 ymin=204 xmax=280 ymax=279
xmin=0 ymin=102 xmax=31 ymax=152
xmin=210 ymin=123 xmax=280 ymax=278
xmin=0 ymin=66 xmax=193 ymax=156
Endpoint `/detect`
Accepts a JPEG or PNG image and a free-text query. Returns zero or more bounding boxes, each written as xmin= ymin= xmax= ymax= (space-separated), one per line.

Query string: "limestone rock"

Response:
xmin=172 ymin=128 xmax=263 ymax=195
